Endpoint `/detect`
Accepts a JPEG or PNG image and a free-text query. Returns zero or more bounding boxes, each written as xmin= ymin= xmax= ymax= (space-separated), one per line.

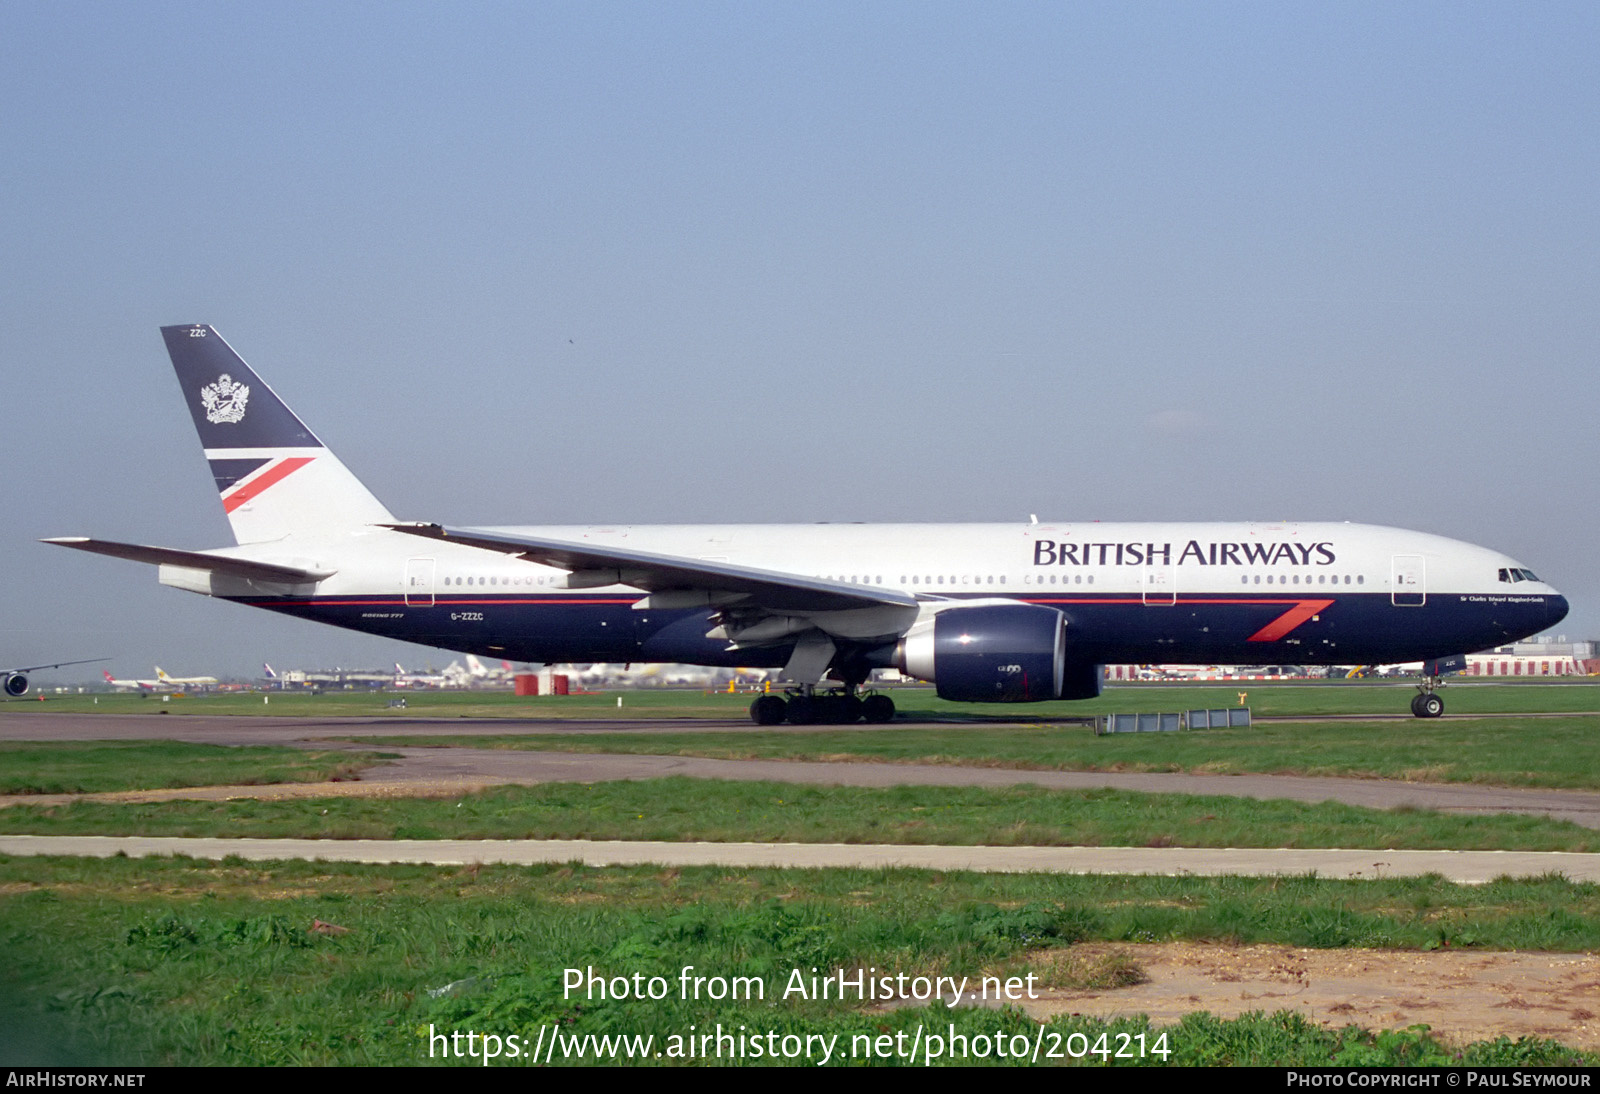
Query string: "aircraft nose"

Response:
xmin=1547 ymin=594 xmax=1570 ymax=629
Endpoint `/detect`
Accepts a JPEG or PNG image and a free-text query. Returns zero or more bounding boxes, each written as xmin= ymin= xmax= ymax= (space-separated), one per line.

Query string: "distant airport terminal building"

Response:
xmin=1104 ymin=638 xmax=1597 ymax=682
xmin=1466 ymin=637 xmax=1598 ymax=677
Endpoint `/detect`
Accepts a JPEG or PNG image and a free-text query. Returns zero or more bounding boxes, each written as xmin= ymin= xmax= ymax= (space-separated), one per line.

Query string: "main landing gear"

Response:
xmin=1410 ymin=676 xmax=1446 ymax=718
xmin=748 ymin=686 xmax=895 ymax=725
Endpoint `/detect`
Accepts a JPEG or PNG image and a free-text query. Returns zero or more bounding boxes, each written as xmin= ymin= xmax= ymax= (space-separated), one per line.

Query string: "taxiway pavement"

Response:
xmin=4 ymin=834 xmax=1598 ymax=884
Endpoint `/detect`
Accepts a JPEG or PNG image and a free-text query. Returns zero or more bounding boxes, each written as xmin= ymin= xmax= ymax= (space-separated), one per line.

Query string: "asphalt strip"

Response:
xmin=3 ymin=835 xmax=1599 ymax=883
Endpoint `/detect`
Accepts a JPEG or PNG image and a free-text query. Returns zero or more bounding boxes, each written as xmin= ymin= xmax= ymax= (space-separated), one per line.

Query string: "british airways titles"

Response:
xmin=1031 ymin=540 xmax=1338 ymax=568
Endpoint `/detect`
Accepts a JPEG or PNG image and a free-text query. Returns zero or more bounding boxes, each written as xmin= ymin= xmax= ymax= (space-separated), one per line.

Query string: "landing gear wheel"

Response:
xmin=750 ymin=695 xmax=787 ymax=726
xmin=822 ymin=694 xmax=864 ymax=724
xmin=1417 ymin=693 xmax=1444 ymax=718
xmin=861 ymin=694 xmax=895 ymax=724
xmin=1410 ymin=694 xmax=1425 ymax=717
xmin=786 ymin=695 xmax=819 ymax=725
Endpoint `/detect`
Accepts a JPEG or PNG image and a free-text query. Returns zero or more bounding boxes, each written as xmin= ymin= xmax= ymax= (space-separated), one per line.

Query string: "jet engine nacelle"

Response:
xmin=894 ymin=602 xmax=1101 ymax=702
xmin=4 ymin=673 xmax=28 ymax=697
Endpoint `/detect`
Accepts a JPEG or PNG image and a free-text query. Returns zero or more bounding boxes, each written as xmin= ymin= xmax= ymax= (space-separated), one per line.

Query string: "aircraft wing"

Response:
xmin=42 ymin=538 xmax=335 ymax=584
xmin=3 ymin=658 xmax=108 ymax=674
xmin=386 ymin=523 xmax=918 ymax=613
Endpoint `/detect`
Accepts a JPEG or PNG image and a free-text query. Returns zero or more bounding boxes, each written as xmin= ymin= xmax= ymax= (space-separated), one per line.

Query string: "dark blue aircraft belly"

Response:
xmin=236 ymin=589 xmax=1560 ymax=669
xmin=1031 ymin=592 xmax=1557 ymax=665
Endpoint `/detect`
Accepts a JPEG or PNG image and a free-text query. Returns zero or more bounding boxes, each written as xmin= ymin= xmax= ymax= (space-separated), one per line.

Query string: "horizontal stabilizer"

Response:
xmin=42 ymin=538 xmax=334 ymax=584
xmin=386 ymin=523 xmax=917 ymax=613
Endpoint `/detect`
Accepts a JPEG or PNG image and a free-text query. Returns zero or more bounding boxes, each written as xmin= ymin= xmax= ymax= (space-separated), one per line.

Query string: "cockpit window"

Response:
xmin=1499 ymin=568 xmax=1541 ymax=584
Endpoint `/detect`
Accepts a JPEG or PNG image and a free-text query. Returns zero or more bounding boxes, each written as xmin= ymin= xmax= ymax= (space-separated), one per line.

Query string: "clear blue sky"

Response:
xmin=3 ymin=2 xmax=1596 ymax=679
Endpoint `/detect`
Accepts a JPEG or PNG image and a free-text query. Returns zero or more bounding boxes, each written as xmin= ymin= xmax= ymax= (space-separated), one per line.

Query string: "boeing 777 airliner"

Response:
xmin=47 ymin=326 xmax=1568 ymax=724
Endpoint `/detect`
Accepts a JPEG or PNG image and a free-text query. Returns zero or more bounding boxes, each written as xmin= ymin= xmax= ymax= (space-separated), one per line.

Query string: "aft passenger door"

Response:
xmin=404 ymin=557 xmax=436 ymax=607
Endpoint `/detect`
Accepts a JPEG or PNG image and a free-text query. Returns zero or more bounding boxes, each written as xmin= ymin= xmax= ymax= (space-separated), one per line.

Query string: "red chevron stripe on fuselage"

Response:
xmin=1019 ymin=595 xmax=1338 ymax=642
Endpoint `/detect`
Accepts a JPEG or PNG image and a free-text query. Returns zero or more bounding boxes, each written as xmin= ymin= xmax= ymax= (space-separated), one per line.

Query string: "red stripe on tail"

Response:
xmin=222 ymin=457 xmax=314 ymax=513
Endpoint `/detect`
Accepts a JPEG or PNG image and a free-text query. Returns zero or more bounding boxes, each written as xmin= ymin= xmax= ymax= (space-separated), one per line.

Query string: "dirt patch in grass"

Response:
xmin=1025 ymin=942 xmax=1600 ymax=1050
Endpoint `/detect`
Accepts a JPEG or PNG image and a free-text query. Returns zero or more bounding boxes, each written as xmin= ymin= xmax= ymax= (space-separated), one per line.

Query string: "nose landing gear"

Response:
xmin=1410 ymin=678 xmax=1445 ymax=718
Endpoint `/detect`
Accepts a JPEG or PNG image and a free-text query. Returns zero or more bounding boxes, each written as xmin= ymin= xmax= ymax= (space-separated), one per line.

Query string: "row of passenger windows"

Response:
xmin=439 ymin=572 xmax=1368 ymax=590
xmin=825 ymin=573 xmax=1359 ymax=588
xmin=903 ymin=575 xmax=1008 ymax=586
xmin=442 ymin=575 xmax=553 ymax=587
xmin=821 ymin=575 xmax=1015 ymax=586
xmin=819 ymin=575 xmax=1014 ymax=586
xmin=1244 ymin=574 xmax=1363 ymax=585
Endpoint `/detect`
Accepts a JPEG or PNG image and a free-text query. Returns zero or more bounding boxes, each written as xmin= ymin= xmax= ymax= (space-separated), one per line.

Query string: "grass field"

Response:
xmin=359 ymin=714 xmax=1600 ymax=789
xmin=3 ymin=856 xmax=1596 ymax=1066
xmin=5 ymin=778 xmax=1600 ymax=851
xmin=5 ymin=681 xmax=1600 ymax=1066
xmin=0 ymin=741 xmax=393 ymax=795
xmin=15 ymin=682 xmax=1600 ymax=788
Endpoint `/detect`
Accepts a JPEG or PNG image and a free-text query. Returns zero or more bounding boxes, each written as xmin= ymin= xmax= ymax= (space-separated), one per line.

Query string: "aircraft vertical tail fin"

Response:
xmin=161 ymin=325 xmax=395 ymax=544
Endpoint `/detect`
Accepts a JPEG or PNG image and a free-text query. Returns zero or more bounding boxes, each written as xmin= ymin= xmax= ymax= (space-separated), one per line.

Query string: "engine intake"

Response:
xmin=4 ymin=673 xmax=29 ymax=697
xmin=896 ymin=603 xmax=1100 ymax=702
